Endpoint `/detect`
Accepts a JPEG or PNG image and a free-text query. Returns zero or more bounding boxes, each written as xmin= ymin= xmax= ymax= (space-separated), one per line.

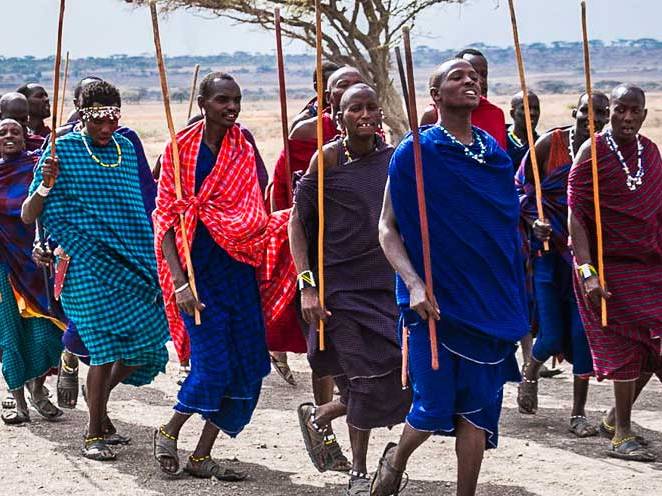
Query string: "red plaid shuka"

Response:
xmin=153 ymin=121 xmax=296 ymax=359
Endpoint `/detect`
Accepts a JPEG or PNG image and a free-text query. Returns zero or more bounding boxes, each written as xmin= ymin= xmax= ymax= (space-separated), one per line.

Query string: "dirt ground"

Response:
xmin=1 ymin=349 xmax=661 ymax=495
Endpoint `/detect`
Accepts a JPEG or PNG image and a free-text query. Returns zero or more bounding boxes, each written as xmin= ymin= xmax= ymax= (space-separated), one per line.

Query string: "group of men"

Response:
xmin=0 ymin=45 xmax=659 ymax=496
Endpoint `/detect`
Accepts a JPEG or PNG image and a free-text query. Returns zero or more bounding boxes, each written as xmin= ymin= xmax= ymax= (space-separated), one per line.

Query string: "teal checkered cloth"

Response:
xmin=0 ymin=263 xmax=62 ymax=391
xmin=30 ymin=132 xmax=169 ymax=386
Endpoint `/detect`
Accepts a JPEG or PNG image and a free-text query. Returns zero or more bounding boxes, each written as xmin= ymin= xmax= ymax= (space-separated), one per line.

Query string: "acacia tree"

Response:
xmin=127 ymin=0 xmax=465 ymax=138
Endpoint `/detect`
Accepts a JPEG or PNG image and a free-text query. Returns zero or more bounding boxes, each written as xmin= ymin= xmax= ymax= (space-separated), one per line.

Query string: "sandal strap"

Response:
xmin=612 ymin=436 xmax=637 ymax=448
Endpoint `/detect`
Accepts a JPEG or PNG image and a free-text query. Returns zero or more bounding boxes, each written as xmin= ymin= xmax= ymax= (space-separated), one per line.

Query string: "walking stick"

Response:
xmin=580 ymin=0 xmax=607 ymax=327
xmin=37 ymin=0 xmax=67 ymax=314
xmin=58 ymin=51 xmax=70 ymax=127
xmin=394 ymin=46 xmax=411 ymax=125
xmin=507 ymin=0 xmax=548 ymax=252
xmin=314 ymin=0 xmax=326 ymax=351
xmin=401 ymin=327 xmax=409 ymax=388
xmin=275 ymin=7 xmax=292 ymax=205
xmin=149 ymin=0 xmax=201 ymax=325
xmin=402 ymin=27 xmax=439 ymax=371
xmin=186 ymin=64 xmax=200 ymax=122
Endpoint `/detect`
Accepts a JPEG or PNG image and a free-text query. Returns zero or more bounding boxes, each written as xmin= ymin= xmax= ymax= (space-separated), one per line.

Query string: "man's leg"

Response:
xmin=391 ymin=424 xmax=430 ymax=472
xmin=612 ymin=380 xmax=636 ymax=441
xmin=348 ymin=426 xmax=371 ymax=475
xmin=520 ymin=332 xmax=533 ymax=366
xmin=86 ymin=363 xmax=114 ymax=438
xmin=455 ymin=417 xmax=486 ymax=496
xmin=605 ymin=372 xmax=652 ymax=427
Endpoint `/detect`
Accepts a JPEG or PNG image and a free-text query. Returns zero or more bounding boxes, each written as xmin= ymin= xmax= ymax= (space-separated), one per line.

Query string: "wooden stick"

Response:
xmin=186 ymin=64 xmax=200 ymax=122
xmin=507 ymin=0 xmax=548 ymax=251
xmin=48 ymin=0 xmax=66 ymax=178
xmin=149 ymin=0 xmax=201 ymax=325
xmin=314 ymin=0 xmax=325 ymax=351
xmin=401 ymin=327 xmax=409 ymax=388
xmin=275 ymin=7 xmax=292 ymax=205
xmin=402 ymin=27 xmax=439 ymax=371
xmin=58 ymin=51 xmax=70 ymax=127
xmin=580 ymin=0 xmax=607 ymax=327
xmin=394 ymin=46 xmax=411 ymax=124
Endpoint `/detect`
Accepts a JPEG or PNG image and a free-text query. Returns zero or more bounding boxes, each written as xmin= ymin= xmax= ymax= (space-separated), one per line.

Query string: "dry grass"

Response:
xmin=114 ymin=93 xmax=662 ymax=176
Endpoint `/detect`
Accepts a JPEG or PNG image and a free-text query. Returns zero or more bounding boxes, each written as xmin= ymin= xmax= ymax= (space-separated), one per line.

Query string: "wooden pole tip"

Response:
xmin=402 ymin=26 xmax=410 ymax=35
xmin=275 ymin=6 xmax=280 ymax=15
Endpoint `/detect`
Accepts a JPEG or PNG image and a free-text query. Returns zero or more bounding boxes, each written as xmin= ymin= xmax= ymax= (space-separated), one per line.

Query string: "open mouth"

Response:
xmin=357 ymin=122 xmax=375 ymax=128
xmin=224 ymin=113 xmax=238 ymax=122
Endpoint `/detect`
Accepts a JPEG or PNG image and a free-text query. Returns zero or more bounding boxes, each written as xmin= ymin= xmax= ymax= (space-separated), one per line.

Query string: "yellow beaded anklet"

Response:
xmin=189 ymin=454 xmax=211 ymax=463
xmin=159 ymin=426 xmax=177 ymax=441
xmin=612 ymin=435 xmax=636 ymax=448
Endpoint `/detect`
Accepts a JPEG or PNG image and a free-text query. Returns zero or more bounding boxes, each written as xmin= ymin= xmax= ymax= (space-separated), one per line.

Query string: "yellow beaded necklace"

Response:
xmin=81 ymin=131 xmax=122 ymax=168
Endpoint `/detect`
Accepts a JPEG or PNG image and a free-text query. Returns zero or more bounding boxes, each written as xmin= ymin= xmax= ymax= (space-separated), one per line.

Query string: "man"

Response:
xmin=17 ymin=83 xmax=51 ymax=138
xmin=506 ymin=91 xmax=541 ymax=170
xmin=420 ymin=49 xmax=507 ymax=149
xmin=289 ymin=84 xmax=411 ymax=495
xmin=267 ymin=66 xmax=367 ymax=470
xmin=289 ymin=61 xmax=341 ymax=130
xmin=152 ymin=72 xmax=295 ymax=480
xmin=22 ymin=80 xmax=170 ymax=461
xmin=516 ymin=92 xmax=610 ymax=439
xmin=568 ymin=84 xmax=661 ymax=462
xmin=0 ymin=119 xmax=64 ymax=425
xmin=0 ymin=93 xmax=44 ymax=151
xmin=372 ymin=58 xmax=528 ymax=496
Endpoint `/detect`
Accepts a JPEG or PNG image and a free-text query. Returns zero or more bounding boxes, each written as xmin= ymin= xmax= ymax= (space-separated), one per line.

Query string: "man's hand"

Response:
xmin=175 ymin=286 xmax=205 ymax=317
xmin=300 ymin=287 xmax=331 ymax=326
xmin=32 ymin=242 xmax=53 ymax=267
xmin=42 ymin=156 xmax=60 ymax=187
xmin=409 ymin=278 xmax=441 ymax=321
xmin=532 ymin=218 xmax=552 ymax=243
xmin=581 ymin=275 xmax=611 ymax=311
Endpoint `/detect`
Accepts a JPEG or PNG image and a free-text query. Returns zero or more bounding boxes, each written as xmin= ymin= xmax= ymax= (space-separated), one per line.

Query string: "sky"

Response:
xmin=4 ymin=0 xmax=660 ymax=58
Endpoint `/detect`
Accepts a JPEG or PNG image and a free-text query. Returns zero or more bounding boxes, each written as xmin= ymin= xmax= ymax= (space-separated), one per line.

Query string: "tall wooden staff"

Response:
xmin=275 ymin=7 xmax=292 ymax=205
xmin=186 ymin=64 xmax=200 ymax=122
xmin=58 ymin=51 xmax=70 ymax=127
xmin=507 ymin=0 xmax=548 ymax=252
xmin=37 ymin=0 xmax=67 ymax=313
xmin=149 ymin=0 xmax=201 ymax=325
xmin=580 ymin=0 xmax=607 ymax=326
xmin=314 ymin=0 xmax=326 ymax=351
xmin=402 ymin=27 xmax=439 ymax=371
xmin=394 ymin=46 xmax=411 ymax=124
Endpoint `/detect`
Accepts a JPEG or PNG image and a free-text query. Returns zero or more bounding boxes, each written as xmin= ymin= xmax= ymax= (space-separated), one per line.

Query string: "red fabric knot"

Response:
xmin=172 ymin=196 xmax=201 ymax=216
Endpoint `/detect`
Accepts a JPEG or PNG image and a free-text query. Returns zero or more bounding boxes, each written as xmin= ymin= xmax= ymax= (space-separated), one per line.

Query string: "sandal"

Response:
xmin=184 ymin=455 xmax=248 ymax=481
xmin=153 ymin=426 xmax=181 ymax=475
xmin=82 ymin=385 xmax=130 ymax=444
xmin=346 ymin=476 xmax=371 ymax=495
xmin=270 ymin=354 xmax=296 ymax=387
xmin=599 ymin=418 xmax=648 ymax=446
xmin=28 ymin=395 xmax=63 ymax=421
xmin=517 ymin=377 xmax=538 ymax=415
xmin=370 ymin=442 xmax=409 ymax=496
xmin=607 ymin=436 xmax=656 ymax=462
xmin=325 ymin=435 xmax=351 ymax=472
xmin=82 ymin=436 xmax=116 ymax=461
xmin=57 ymin=360 xmax=79 ymax=409
xmin=569 ymin=416 xmax=598 ymax=438
xmin=297 ymin=402 xmax=329 ymax=472
xmin=1 ymin=405 xmax=30 ymax=425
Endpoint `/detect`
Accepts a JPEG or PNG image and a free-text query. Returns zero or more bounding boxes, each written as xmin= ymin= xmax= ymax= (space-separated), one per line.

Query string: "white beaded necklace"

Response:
xmin=438 ymin=125 xmax=487 ymax=165
xmin=605 ymin=131 xmax=644 ymax=191
xmin=567 ymin=127 xmax=577 ymax=162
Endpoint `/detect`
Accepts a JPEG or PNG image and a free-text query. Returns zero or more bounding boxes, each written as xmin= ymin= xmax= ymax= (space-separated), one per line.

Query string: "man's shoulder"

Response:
xmin=290 ymin=116 xmax=318 ymax=141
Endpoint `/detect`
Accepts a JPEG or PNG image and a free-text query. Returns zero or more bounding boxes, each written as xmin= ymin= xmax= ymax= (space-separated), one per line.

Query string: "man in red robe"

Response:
xmin=420 ymin=48 xmax=507 ymax=149
xmin=568 ymin=85 xmax=662 ymax=462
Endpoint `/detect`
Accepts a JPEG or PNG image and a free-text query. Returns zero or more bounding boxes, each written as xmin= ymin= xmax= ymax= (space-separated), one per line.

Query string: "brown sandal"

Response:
xmin=153 ymin=426 xmax=181 ymax=475
xmin=370 ymin=443 xmax=408 ymax=496
xmin=184 ymin=455 xmax=247 ymax=481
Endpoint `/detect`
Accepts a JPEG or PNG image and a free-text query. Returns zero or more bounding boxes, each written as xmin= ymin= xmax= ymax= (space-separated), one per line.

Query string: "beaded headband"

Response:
xmin=80 ymin=106 xmax=121 ymax=122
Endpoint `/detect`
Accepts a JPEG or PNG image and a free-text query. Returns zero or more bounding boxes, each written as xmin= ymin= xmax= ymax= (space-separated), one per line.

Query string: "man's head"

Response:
xmin=572 ymin=91 xmax=610 ymax=139
xmin=609 ymin=84 xmax=647 ymax=143
xmin=326 ymin=67 xmax=366 ymax=113
xmin=338 ymin=83 xmax=381 ymax=139
xmin=197 ymin=72 xmax=241 ymax=130
xmin=79 ymin=80 xmax=122 ymax=147
xmin=314 ymin=61 xmax=341 ymax=93
xmin=510 ymin=91 xmax=540 ymax=131
xmin=0 ymin=93 xmax=30 ymax=134
xmin=429 ymin=59 xmax=481 ymax=114
xmin=0 ymin=118 xmax=26 ymax=159
xmin=73 ymin=76 xmax=103 ymax=110
xmin=455 ymin=48 xmax=488 ymax=97
xmin=17 ymin=83 xmax=51 ymax=121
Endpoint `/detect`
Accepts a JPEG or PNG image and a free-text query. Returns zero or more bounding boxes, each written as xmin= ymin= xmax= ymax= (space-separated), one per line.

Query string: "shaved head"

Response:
xmin=339 ymin=83 xmax=378 ymax=111
xmin=429 ymin=58 xmax=472 ymax=91
xmin=327 ymin=66 xmax=364 ymax=91
xmin=511 ymin=90 xmax=539 ymax=108
xmin=0 ymin=92 xmax=29 ymax=116
xmin=611 ymin=84 xmax=646 ymax=106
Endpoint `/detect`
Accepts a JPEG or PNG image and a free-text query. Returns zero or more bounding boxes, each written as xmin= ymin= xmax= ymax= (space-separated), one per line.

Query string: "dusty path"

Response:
xmin=1 ymin=351 xmax=661 ymax=496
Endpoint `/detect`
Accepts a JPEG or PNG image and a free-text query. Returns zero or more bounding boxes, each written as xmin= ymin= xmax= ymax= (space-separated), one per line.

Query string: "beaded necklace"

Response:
xmin=342 ymin=135 xmax=377 ymax=163
xmin=438 ymin=124 xmax=486 ymax=165
xmin=81 ymin=132 xmax=122 ymax=168
xmin=508 ymin=126 xmax=524 ymax=148
xmin=567 ymin=127 xmax=577 ymax=163
xmin=605 ymin=131 xmax=644 ymax=191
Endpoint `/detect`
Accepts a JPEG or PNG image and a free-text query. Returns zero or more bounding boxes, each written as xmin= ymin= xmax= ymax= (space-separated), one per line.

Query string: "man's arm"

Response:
xmin=526 ymin=132 xmax=554 ymax=242
xmin=378 ymin=180 xmax=439 ymax=321
xmin=161 ymin=228 xmax=205 ymax=316
xmin=22 ymin=156 xmax=59 ymax=225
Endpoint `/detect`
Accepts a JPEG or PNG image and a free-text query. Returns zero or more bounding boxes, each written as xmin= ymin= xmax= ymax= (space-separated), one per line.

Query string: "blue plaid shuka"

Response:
xmin=29 ymin=131 xmax=169 ymax=386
